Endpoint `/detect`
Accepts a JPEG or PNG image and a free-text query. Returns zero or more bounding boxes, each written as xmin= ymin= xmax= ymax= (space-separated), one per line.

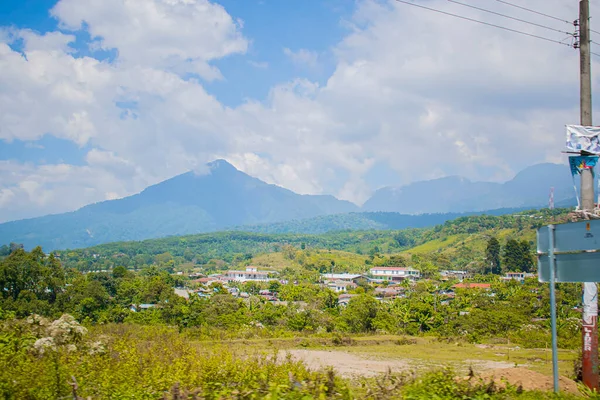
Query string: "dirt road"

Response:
xmin=286 ymin=349 xmax=410 ymax=377
xmin=286 ymin=349 xmax=517 ymax=378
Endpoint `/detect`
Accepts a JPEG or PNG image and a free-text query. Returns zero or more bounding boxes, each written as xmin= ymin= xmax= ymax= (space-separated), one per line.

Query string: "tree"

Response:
xmin=340 ymin=294 xmax=379 ymax=332
xmin=518 ymin=240 xmax=534 ymax=273
xmin=503 ymin=239 xmax=534 ymax=273
xmin=485 ymin=237 xmax=501 ymax=274
xmin=9 ymin=243 xmax=23 ymax=253
xmin=0 ymin=245 xmax=9 ymax=257
xmin=112 ymin=266 xmax=128 ymax=279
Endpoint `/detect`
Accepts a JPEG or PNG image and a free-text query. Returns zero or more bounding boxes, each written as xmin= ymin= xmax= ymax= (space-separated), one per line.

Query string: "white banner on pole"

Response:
xmin=567 ymin=125 xmax=600 ymax=153
xmin=583 ymin=282 xmax=598 ymax=325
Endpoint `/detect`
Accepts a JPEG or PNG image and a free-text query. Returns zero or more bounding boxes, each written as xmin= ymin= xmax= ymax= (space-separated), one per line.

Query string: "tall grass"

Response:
xmin=0 ymin=318 xmax=586 ymax=399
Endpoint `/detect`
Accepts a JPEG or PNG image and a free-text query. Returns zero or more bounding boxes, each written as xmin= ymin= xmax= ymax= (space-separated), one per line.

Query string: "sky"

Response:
xmin=0 ymin=0 xmax=599 ymax=223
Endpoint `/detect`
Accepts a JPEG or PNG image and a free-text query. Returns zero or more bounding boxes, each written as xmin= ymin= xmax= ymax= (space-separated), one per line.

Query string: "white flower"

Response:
xmin=26 ymin=314 xmax=48 ymax=326
xmin=33 ymin=337 xmax=56 ymax=354
xmin=47 ymin=314 xmax=87 ymax=345
xmin=88 ymin=341 xmax=106 ymax=355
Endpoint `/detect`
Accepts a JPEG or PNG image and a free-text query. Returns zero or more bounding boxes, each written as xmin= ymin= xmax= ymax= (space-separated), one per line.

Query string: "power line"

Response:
xmin=448 ymin=0 xmax=575 ymax=37
xmin=494 ymin=0 xmax=600 ymax=39
xmin=393 ymin=0 xmax=573 ymax=48
xmin=493 ymin=0 xmax=571 ymax=25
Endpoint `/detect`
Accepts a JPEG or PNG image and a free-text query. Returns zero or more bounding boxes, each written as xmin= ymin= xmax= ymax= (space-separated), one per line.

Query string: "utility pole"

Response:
xmin=579 ymin=0 xmax=599 ymax=390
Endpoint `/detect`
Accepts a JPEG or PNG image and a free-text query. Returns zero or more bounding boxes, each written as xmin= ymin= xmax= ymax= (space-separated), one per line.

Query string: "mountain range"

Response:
xmin=0 ymin=160 xmax=576 ymax=250
xmin=363 ymin=163 xmax=575 ymax=213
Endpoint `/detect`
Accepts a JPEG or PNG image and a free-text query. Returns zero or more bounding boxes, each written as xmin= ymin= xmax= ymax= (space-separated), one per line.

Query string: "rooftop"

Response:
xmin=321 ymin=273 xmax=364 ymax=280
xmin=453 ymin=283 xmax=492 ymax=289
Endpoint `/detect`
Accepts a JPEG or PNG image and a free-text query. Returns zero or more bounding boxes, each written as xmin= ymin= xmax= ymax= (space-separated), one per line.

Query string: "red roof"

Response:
xmin=453 ymin=283 xmax=491 ymax=289
xmin=193 ymin=277 xmax=216 ymax=283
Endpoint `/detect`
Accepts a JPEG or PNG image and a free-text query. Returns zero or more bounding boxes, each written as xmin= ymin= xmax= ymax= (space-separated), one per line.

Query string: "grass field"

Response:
xmin=201 ymin=334 xmax=579 ymax=380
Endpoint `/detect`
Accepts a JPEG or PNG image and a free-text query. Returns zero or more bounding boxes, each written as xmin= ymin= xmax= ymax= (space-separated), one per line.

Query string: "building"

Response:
xmin=452 ymin=283 xmax=491 ymax=290
xmin=129 ymin=304 xmax=157 ymax=312
xmin=174 ymin=288 xmax=191 ymax=299
xmin=502 ymin=272 xmax=536 ymax=282
xmin=369 ymin=267 xmax=420 ymax=282
xmin=374 ymin=286 xmax=405 ymax=300
xmin=320 ymin=273 xmax=366 ymax=284
xmin=338 ymin=293 xmax=358 ymax=306
xmin=327 ymin=280 xmax=357 ymax=293
xmin=440 ymin=270 xmax=470 ymax=281
xmin=225 ymin=266 xmax=278 ymax=282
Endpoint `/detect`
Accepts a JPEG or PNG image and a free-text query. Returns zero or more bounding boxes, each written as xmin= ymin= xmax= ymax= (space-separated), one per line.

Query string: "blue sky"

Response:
xmin=0 ymin=0 xmax=354 ymax=168
xmin=0 ymin=0 xmax=596 ymax=222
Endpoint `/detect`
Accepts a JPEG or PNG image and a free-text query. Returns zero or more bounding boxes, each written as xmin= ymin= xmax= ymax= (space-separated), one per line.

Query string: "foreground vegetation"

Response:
xmin=0 ymin=209 xmax=591 ymax=398
xmin=0 ymin=318 xmax=587 ymax=399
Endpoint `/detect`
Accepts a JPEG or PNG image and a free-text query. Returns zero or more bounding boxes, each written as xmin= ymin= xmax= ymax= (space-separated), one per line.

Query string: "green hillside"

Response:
xmin=53 ymin=208 xmax=569 ymax=273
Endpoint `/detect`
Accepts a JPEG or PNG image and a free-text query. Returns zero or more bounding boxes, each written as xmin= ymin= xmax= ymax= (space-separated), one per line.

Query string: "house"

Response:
xmin=338 ymin=293 xmax=358 ymax=306
xmin=502 ymin=272 xmax=535 ymax=282
xmin=440 ymin=270 xmax=470 ymax=281
xmin=320 ymin=273 xmax=366 ymax=284
xmin=327 ymin=280 xmax=357 ymax=293
xmin=191 ymin=277 xmax=218 ymax=285
xmin=369 ymin=267 xmax=420 ymax=282
xmin=225 ymin=266 xmax=278 ymax=282
xmin=129 ymin=304 xmax=158 ymax=312
xmin=452 ymin=283 xmax=491 ymax=290
xmin=374 ymin=286 xmax=404 ymax=300
xmin=174 ymin=288 xmax=191 ymax=299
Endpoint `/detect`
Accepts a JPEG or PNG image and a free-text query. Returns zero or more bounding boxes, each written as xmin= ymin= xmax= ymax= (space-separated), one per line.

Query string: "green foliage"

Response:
xmin=486 ymin=236 xmax=501 ymax=275
xmin=0 ymin=319 xmax=353 ymax=399
xmin=503 ymin=239 xmax=534 ymax=273
xmin=398 ymin=368 xmax=576 ymax=399
xmin=0 ymin=316 xmax=581 ymax=399
xmin=339 ymin=294 xmax=379 ymax=333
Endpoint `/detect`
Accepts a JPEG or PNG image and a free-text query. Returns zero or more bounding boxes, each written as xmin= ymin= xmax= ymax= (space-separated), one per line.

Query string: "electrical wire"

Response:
xmin=493 ymin=0 xmax=600 ymax=39
xmin=493 ymin=0 xmax=572 ymax=25
xmin=394 ymin=0 xmax=573 ymax=48
xmin=448 ymin=0 xmax=575 ymax=36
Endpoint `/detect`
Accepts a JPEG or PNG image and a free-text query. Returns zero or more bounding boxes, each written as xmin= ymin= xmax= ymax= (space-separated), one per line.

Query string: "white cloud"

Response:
xmin=283 ymin=47 xmax=319 ymax=68
xmin=1 ymin=0 xmax=598 ymax=222
xmin=248 ymin=60 xmax=268 ymax=69
xmin=51 ymin=0 xmax=247 ymax=80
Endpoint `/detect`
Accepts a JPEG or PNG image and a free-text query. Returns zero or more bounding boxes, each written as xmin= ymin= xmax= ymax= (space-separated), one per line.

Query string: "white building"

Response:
xmin=327 ymin=280 xmax=358 ymax=293
xmin=369 ymin=267 xmax=420 ymax=281
xmin=502 ymin=272 xmax=535 ymax=282
xmin=440 ymin=270 xmax=470 ymax=281
xmin=320 ymin=273 xmax=365 ymax=283
xmin=225 ymin=266 xmax=277 ymax=282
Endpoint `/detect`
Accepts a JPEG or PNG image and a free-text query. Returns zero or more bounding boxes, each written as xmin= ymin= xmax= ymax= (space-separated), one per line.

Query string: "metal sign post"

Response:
xmin=547 ymin=225 xmax=560 ymax=393
xmin=538 ymin=220 xmax=600 ymax=392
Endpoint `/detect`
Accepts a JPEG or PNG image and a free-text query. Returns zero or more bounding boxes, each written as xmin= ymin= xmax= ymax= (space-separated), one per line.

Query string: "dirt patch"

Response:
xmin=475 ymin=367 xmax=580 ymax=395
xmin=463 ymin=359 xmax=522 ymax=370
xmin=286 ymin=349 xmax=410 ymax=378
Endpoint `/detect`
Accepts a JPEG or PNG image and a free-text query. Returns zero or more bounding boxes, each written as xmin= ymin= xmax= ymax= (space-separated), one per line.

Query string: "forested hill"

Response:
xmin=53 ymin=208 xmax=569 ymax=271
xmin=234 ymin=208 xmax=527 ymax=234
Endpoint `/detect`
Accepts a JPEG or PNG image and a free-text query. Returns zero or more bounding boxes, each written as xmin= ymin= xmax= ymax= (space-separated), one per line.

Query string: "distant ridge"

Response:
xmin=363 ymin=163 xmax=575 ymax=213
xmin=0 ymin=161 xmax=576 ymax=250
xmin=0 ymin=160 xmax=357 ymax=250
xmin=234 ymin=208 xmax=531 ymax=235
